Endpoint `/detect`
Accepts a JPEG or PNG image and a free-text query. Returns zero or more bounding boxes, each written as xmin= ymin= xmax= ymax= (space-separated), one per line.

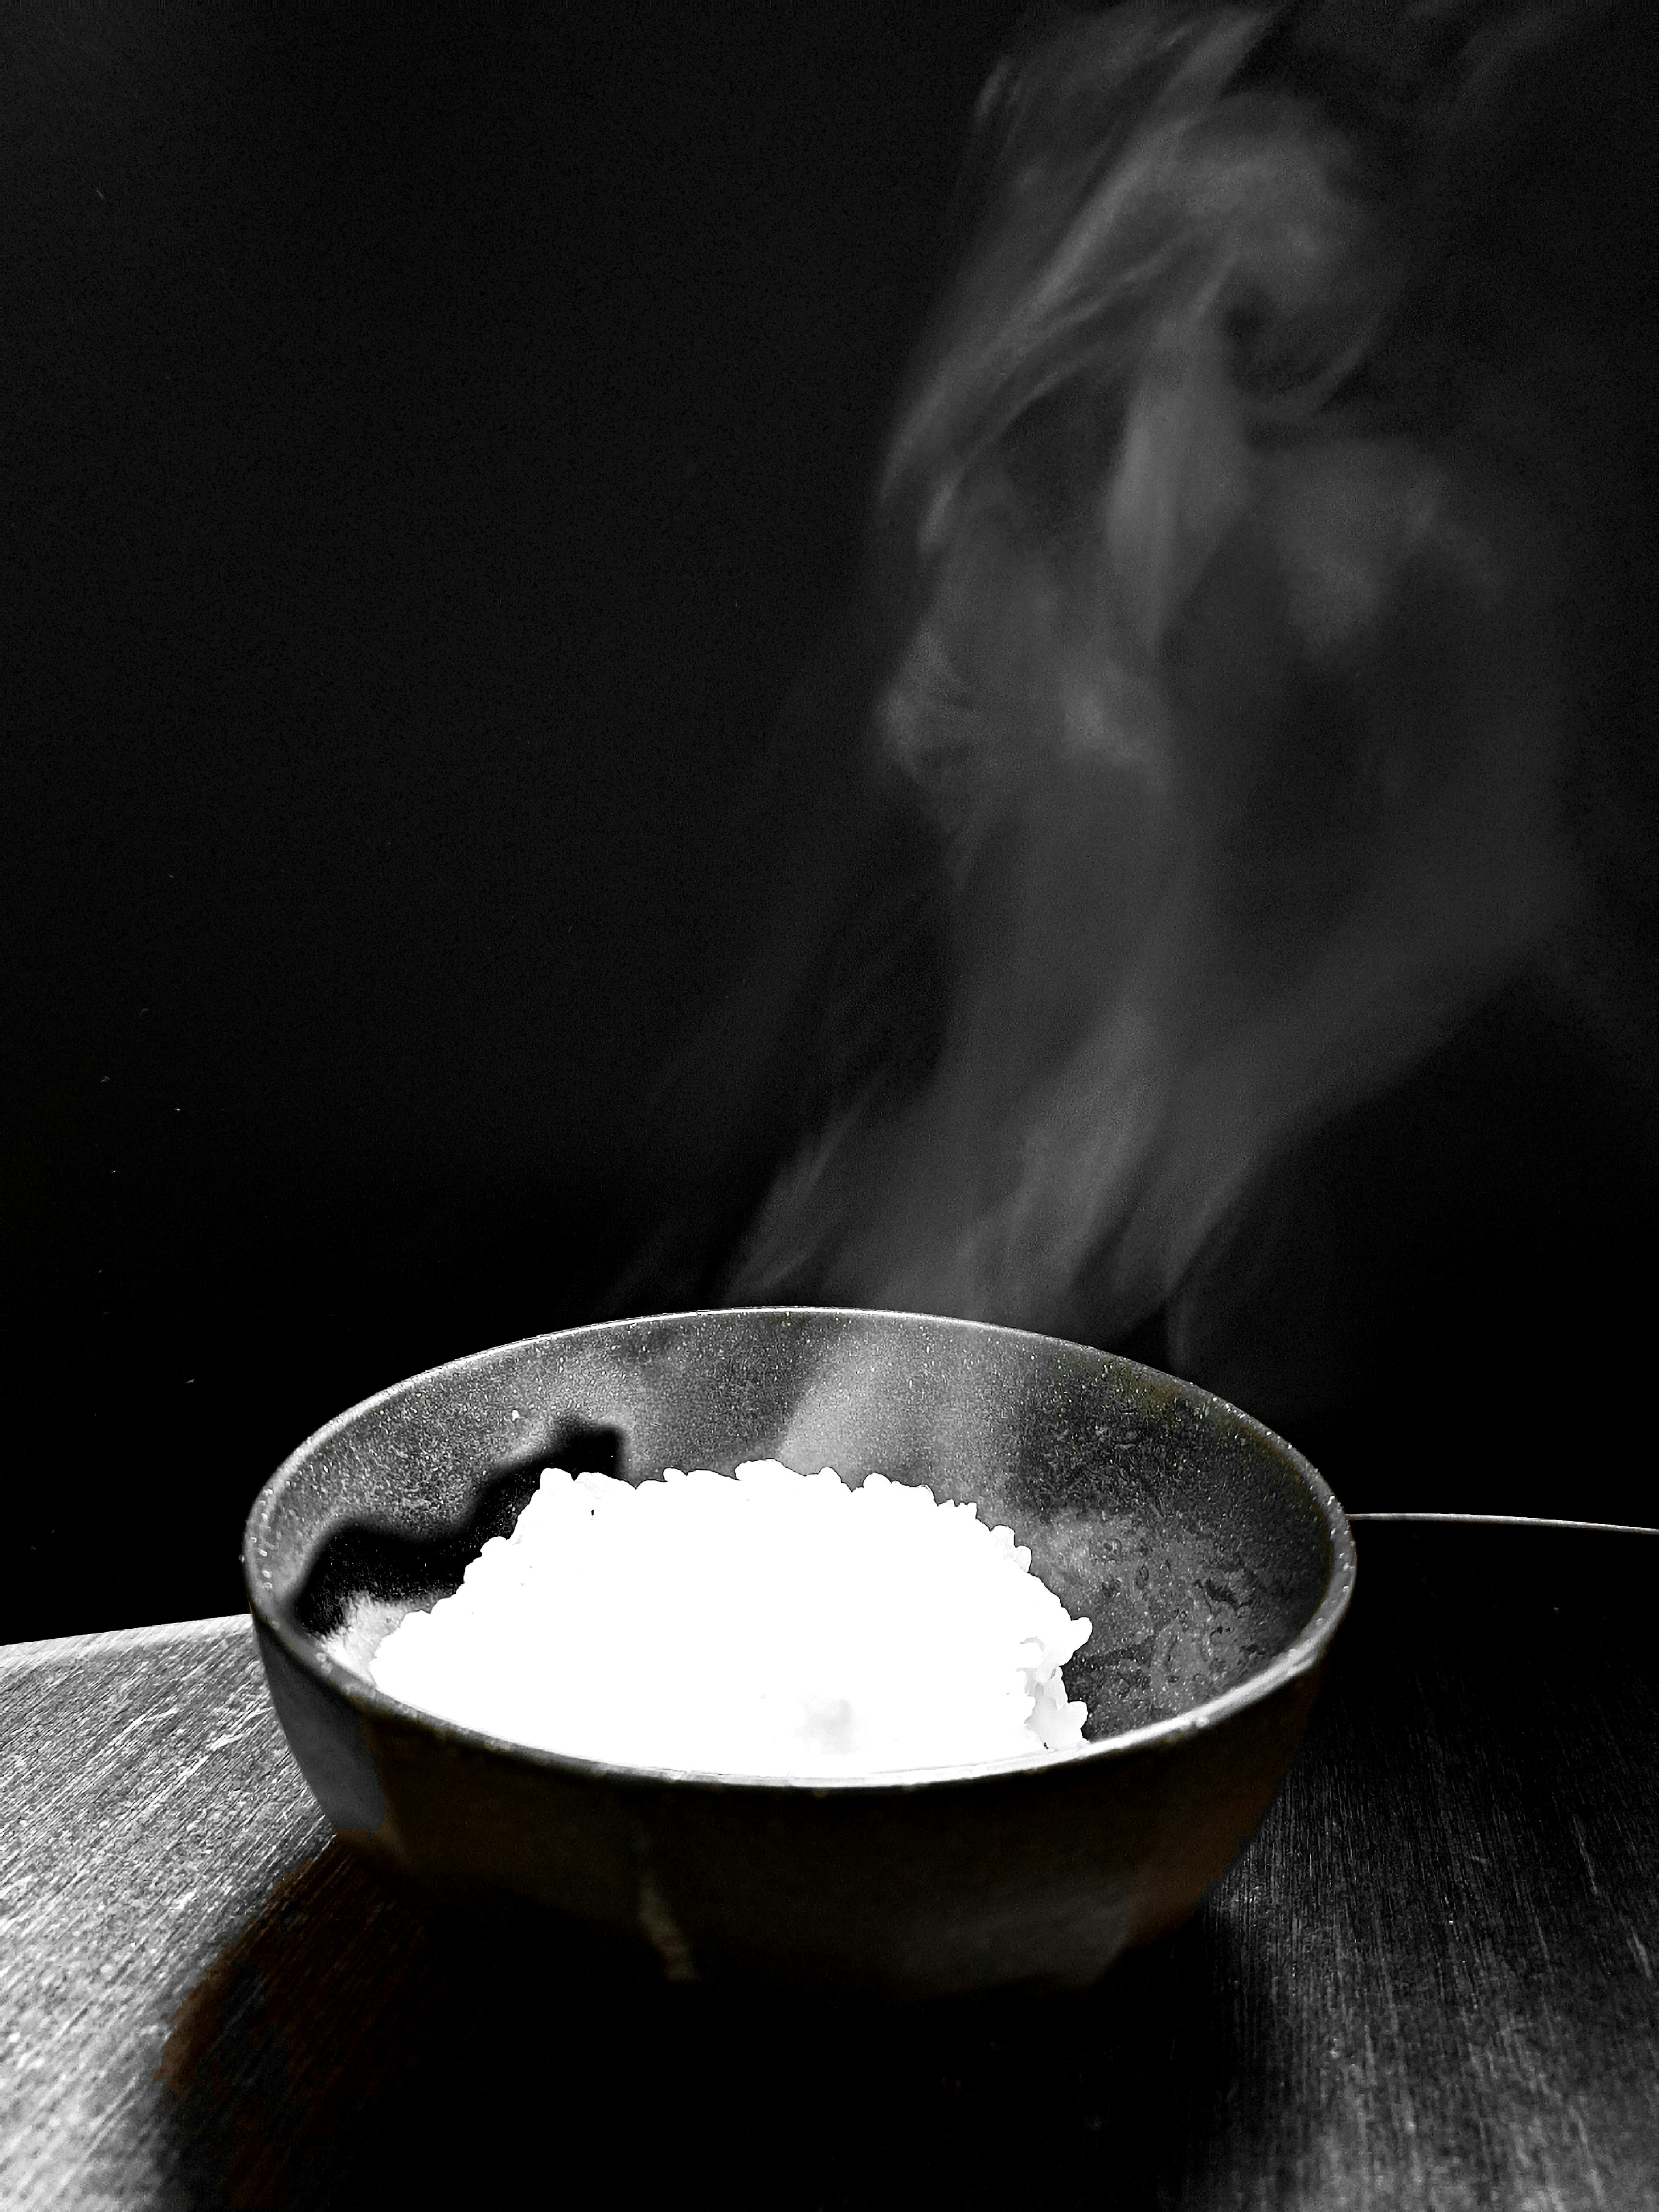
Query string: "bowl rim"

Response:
xmin=242 ymin=1305 xmax=1357 ymax=1796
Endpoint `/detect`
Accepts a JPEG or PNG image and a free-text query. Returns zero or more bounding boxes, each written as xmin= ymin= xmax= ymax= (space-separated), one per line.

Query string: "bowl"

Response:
xmin=242 ymin=1306 xmax=1354 ymax=1999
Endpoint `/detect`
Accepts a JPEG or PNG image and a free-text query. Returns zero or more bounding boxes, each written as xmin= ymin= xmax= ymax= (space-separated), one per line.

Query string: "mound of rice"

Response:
xmin=369 ymin=1460 xmax=1092 ymax=1778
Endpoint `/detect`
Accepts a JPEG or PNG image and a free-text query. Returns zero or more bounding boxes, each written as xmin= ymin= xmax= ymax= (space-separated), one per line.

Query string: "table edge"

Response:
xmin=0 ymin=1611 xmax=253 ymax=1673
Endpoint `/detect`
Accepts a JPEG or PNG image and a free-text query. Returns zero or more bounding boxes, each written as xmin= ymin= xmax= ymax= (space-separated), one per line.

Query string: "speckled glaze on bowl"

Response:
xmin=242 ymin=1307 xmax=1354 ymax=1999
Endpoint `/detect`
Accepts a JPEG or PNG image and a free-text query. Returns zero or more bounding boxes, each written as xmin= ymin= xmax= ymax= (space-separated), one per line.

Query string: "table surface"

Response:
xmin=4 ymin=1517 xmax=1657 ymax=2211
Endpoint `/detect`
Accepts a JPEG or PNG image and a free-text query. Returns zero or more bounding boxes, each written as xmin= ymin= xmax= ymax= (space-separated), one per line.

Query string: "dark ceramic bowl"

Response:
xmin=243 ymin=1307 xmax=1354 ymax=1999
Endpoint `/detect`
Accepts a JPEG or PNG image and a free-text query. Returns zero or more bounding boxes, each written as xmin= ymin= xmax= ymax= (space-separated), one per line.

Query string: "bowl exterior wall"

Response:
xmin=253 ymin=1614 xmax=1326 ymax=1997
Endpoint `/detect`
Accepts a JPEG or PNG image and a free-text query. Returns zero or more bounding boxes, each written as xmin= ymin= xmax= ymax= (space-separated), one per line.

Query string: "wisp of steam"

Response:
xmin=694 ymin=0 xmax=1651 ymax=1394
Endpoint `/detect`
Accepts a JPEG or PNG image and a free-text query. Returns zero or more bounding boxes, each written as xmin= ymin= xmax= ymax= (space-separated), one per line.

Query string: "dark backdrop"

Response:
xmin=1 ymin=0 xmax=1032 ymax=1638
xmin=4 ymin=0 xmax=1656 ymax=1641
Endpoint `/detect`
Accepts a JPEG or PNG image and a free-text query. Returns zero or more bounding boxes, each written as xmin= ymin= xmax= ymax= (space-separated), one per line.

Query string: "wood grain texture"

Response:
xmin=3 ymin=1522 xmax=1656 ymax=2208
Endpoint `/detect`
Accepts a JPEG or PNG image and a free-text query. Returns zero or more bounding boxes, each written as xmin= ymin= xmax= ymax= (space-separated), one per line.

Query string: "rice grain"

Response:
xmin=369 ymin=1460 xmax=1092 ymax=1779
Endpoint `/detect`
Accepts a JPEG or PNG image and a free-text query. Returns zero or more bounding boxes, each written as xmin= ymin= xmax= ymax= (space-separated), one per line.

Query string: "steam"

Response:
xmin=721 ymin=2 xmax=1595 ymax=1362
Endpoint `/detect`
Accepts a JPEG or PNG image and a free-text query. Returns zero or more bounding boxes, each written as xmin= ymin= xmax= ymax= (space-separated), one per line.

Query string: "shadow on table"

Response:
xmin=153 ymin=1838 xmax=1269 ymax=2209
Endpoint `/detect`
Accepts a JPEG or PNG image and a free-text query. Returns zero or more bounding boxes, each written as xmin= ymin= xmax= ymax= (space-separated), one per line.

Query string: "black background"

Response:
xmin=4 ymin=0 xmax=1656 ymax=1641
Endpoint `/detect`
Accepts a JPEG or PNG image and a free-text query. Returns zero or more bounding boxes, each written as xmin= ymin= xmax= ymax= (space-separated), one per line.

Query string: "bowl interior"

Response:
xmin=247 ymin=1308 xmax=1343 ymax=1749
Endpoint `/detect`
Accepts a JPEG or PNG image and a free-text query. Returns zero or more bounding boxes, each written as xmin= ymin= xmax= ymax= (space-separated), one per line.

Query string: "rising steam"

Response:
xmin=720 ymin=0 xmax=1621 ymax=1368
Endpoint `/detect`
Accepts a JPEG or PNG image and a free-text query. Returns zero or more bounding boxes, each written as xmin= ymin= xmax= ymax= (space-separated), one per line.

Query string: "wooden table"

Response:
xmin=5 ymin=1518 xmax=1657 ymax=2209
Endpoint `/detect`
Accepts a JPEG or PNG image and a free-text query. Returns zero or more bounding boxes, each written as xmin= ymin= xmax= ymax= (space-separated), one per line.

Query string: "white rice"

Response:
xmin=368 ymin=1460 xmax=1092 ymax=1778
